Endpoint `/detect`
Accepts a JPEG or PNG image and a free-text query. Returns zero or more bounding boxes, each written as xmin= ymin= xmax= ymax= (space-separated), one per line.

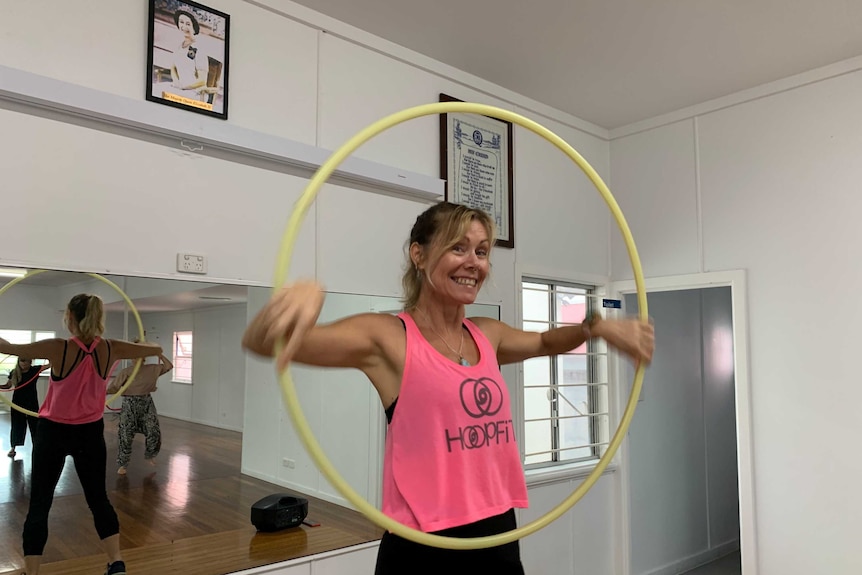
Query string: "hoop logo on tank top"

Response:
xmin=384 ymin=312 xmax=528 ymax=532
xmin=460 ymin=377 xmax=503 ymax=417
xmin=445 ymin=377 xmax=515 ymax=452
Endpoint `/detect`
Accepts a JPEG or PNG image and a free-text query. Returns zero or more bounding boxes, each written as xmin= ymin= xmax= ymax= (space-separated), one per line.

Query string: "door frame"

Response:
xmin=610 ymin=269 xmax=757 ymax=575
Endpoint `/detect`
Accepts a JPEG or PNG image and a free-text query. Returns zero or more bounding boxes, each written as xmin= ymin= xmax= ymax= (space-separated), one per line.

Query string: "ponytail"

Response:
xmin=67 ymin=294 xmax=105 ymax=340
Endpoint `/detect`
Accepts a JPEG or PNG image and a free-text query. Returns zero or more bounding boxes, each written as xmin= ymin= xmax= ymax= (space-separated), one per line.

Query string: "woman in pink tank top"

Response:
xmin=244 ymin=201 xmax=655 ymax=573
xmin=0 ymin=293 xmax=163 ymax=575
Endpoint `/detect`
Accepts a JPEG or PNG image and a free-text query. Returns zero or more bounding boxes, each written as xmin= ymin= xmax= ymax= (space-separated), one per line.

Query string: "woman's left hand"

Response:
xmin=593 ymin=318 xmax=655 ymax=365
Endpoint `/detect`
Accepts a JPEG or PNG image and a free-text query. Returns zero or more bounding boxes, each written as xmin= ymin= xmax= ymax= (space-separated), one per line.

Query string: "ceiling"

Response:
xmin=286 ymin=0 xmax=862 ymax=129
xmin=102 ymin=284 xmax=248 ymax=313
xmin=0 ymin=271 xmax=73 ymax=288
xmin=0 ymin=270 xmax=248 ymax=313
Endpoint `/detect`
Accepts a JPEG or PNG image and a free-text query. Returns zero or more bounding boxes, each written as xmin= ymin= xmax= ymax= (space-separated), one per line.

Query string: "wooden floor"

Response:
xmin=0 ymin=412 xmax=383 ymax=574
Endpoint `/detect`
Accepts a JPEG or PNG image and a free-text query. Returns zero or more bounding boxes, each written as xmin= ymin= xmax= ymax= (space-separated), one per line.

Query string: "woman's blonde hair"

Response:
xmin=67 ymin=294 xmax=105 ymax=340
xmin=401 ymin=202 xmax=496 ymax=309
xmin=8 ymin=357 xmax=32 ymax=387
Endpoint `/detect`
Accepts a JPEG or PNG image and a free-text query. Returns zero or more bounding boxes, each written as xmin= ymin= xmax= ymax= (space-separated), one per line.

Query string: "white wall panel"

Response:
xmin=521 ymin=481 xmax=576 ymax=575
xmin=513 ymin=111 xmax=610 ymax=278
xmin=0 ymin=285 xmax=64 ymax=331
xmin=318 ymin=33 xmax=440 ymax=177
xmin=316 ymin=186 xmax=428 ymax=296
xmin=696 ymin=70 xmax=862 ymax=574
xmin=521 ymin=475 xmax=616 ymax=575
xmin=610 ymin=66 xmax=862 ymax=575
xmin=318 ymin=34 xmax=511 ymax=178
xmin=609 ymin=120 xmax=700 ymax=280
xmin=143 ymin=305 xmax=245 ymax=430
xmin=309 ymin=544 xmax=378 ymax=575
xmin=0 ymin=109 xmax=315 ymax=285
xmin=242 ymin=287 xmax=283 ymax=481
xmin=0 ymin=0 xmax=319 ymax=144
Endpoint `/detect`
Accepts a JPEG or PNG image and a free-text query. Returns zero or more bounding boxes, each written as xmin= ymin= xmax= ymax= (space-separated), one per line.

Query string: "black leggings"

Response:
xmin=9 ymin=409 xmax=38 ymax=448
xmin=374 ymin=509 xmax=524 ymax=575
xmin=23 ymin=418 xmax=120 ymax=556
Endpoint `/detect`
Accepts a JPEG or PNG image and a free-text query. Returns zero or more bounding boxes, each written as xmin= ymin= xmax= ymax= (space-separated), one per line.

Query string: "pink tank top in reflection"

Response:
xmin=381 ymin=312 xmax=528 ymax=532
xmin=40 ymin=337 xmax=109 ymax=425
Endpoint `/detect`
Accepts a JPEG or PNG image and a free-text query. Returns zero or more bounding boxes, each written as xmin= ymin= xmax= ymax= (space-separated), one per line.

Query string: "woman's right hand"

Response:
xmin=242 ymin=281 xmax=325 ymax=372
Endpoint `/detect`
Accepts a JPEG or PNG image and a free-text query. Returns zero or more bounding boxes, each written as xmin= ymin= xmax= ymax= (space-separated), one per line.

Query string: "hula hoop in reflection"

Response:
xmin=0 ymin=270 xmax=147 ymax=417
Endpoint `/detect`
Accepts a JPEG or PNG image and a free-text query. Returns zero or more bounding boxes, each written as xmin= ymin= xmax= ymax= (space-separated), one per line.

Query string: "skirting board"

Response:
xmin=638 ymin=540 xmax=740 ymax=575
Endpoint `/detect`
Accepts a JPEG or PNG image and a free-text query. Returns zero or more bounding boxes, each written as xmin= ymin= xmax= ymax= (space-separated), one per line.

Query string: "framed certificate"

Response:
xmin=439 ymin=93 xmax=514 ymax=248
xmin=146 ymin=0 xmax=230 ymax=119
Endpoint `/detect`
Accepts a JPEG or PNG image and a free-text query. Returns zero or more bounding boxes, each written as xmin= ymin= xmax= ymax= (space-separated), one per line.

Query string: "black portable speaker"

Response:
xmin=250 ymin=493 xmax=309 ymax=531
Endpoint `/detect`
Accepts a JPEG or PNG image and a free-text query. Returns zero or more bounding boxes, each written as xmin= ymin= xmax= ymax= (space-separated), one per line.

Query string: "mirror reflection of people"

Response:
xmin=242 ymin=201 xmax=655 ymax=573
xmin=2 ymin=357 xmax=45 ymax=458
xmin=0 ymin=293 xmax=162 ymax=575
xmin=107 ymin=342 xmax=172 ymax=476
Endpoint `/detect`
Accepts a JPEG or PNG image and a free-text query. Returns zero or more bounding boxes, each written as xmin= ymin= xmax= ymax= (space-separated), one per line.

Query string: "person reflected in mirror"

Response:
xmin=107 ymin=342 xmax=172 ymax=476
xmin=2 ymin=357 xmax=47 ymax=458
xmin=0 ymin=293 xmax=162 ymax=575
xmin=242 ymin=201 xmax=655 ymax=573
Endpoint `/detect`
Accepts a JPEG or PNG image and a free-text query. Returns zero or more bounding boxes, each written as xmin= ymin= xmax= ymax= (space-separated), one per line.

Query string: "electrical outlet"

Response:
xmin=282 ymin=458 xmax=296 ymax=469
xmin=177 ymin=253 xmax=207 ymax=274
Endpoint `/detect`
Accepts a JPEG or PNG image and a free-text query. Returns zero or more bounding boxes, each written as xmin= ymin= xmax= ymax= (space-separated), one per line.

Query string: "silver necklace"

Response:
xmin=415 ymin=307 xmax=470 ymax=366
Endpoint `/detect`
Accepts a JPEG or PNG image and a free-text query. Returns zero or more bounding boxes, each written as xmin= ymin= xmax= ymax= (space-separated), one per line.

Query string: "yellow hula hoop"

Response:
xmin=274 ymin=102 xmax=648 ymax=550
xmin=0 ymin=270 xmax=146 ymax=417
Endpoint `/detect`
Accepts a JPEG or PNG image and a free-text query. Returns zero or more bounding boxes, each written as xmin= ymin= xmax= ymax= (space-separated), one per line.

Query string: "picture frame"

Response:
xmin=439 ymin=93 xmax=515 ymax=248
xmin=146 ymin=0 xmax=230 ymax=120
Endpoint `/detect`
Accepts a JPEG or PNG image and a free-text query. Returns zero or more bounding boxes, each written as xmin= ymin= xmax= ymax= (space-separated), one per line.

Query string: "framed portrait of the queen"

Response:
xmin=146 ymin=0 xmax=230 ymax=119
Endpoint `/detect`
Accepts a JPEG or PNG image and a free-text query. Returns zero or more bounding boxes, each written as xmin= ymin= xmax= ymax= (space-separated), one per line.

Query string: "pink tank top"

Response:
xmin=382 ymin=312 xmax=528 ymax=532
xmin=40 ymin=337 xmax=109 ymax=424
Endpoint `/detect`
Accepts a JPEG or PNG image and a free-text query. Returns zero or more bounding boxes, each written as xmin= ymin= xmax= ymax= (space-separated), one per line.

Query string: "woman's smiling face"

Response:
xmin=425 ymin=219 xmax=491 ymax=305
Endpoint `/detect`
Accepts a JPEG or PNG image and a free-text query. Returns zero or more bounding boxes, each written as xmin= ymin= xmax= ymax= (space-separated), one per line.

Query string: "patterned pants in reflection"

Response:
xmin=117 ymin=395 xmax=162 ymax=467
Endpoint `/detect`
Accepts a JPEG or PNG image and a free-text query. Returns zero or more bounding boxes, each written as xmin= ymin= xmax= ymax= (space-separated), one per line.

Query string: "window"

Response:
xmin=521 ymin=279 xmax=610 ymax=468
xmin=0 ymin=330 xmax=55 ymax=375
xmin=172 ymin=331 xmax=193 ymax=383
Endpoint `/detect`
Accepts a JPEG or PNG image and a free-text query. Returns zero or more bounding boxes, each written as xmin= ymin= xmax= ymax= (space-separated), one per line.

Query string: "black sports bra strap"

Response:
xmin=54 ymin=338 xmax=111 ymax=380
xmin=58 ymin=347 xmax=85 ymax=380
xmin=104 ymin=340 xmax=112 ymax=378
xmin=52 ymin=340 xmax=75 ymax=379
xmin=91 ymin=340 xmax=112 ymax=379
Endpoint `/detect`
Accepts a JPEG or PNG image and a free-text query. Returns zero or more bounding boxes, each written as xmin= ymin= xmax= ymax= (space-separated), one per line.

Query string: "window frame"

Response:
xmin=519 ymin=277 xmax=611 ymax=474
xmin=172 ymin=330 xmax=193 ymax=384
xmin=0 ymin=329 xmax=56 ymax=375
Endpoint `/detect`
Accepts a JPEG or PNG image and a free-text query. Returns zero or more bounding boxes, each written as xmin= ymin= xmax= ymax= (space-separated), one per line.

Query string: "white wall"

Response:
xmin=144 ymin=304 xmax=247 ymax=430
xmin=7 ymin=1 xmax=862 ymax=572
xmin=0 ymin=285 xmax=64 ymax=408
xmin=242 ymin=289 xmax=387 ymax=509
xmin=2 ymin=1 xmax=618 ymax=574
xmin=229 ymin=542 xmax=379 ymax=575
xmin=519 ymin=474 xmax=619 ymax=575
xmin=610 ymin=68 xmax=862 ymax=573
xmin=0 ymin=285 xmax=64 ymax=332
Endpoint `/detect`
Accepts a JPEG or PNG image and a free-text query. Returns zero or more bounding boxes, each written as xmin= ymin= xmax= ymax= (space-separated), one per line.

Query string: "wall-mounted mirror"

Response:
xmin=0 ymin=267 xmax=499 ymax=574
xmin=0 ymin=270 xmax=249 ymax=430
